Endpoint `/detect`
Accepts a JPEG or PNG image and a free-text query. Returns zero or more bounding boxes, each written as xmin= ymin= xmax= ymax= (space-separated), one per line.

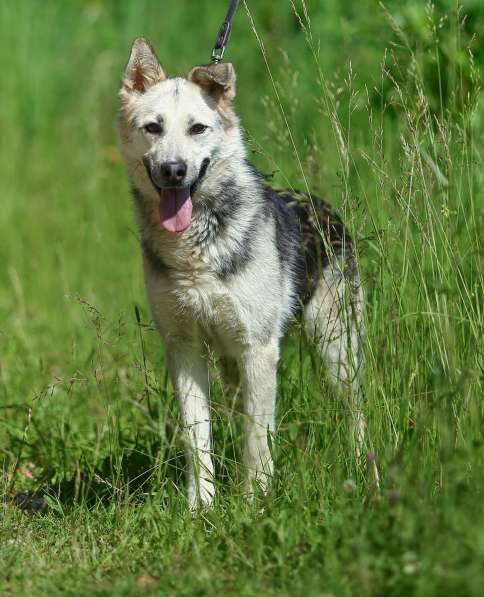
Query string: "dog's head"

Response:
xmin=119 ymin=37 xmax=239 ymax=233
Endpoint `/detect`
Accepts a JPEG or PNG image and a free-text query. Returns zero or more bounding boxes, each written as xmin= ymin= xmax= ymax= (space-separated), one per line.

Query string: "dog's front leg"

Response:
xmin=239 ymin=340 xmax=279 ymax=494
xmin=167 ymin=344 xmax=214 ymax=508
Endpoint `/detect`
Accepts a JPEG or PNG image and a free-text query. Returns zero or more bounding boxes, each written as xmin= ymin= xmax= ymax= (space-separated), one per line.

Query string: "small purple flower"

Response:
xmin=366 ymin=451 xmax=376 ymax=465
xmin=387 ymin=488 xmax=400 ymax=504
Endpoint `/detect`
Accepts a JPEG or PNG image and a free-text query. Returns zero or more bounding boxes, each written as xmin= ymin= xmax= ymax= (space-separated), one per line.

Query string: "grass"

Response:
xmin=0 ymin=0 xmax=483 ymax=594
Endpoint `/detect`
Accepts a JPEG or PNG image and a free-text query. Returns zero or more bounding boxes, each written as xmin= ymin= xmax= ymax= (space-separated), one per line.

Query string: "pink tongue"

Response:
xmin=159 ymin=187 xmax=193 ymax=233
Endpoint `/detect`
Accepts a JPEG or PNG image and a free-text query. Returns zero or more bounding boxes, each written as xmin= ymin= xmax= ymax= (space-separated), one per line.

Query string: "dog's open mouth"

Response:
xmin=158 ymin=187 xmax=192 ymax=233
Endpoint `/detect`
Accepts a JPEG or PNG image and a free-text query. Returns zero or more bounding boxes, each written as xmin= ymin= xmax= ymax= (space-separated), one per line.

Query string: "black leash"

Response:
xmin=211 ymin=0 xmax=240 ymax=63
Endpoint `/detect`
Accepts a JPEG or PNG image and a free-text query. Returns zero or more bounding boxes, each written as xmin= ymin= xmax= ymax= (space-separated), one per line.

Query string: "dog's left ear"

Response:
xmin=187 ymin=63 xmax=236 ymax=104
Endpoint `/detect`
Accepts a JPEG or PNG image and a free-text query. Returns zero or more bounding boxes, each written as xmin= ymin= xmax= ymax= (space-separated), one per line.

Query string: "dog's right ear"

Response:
xmin=121 ymin=37 xmax=166 ymax=97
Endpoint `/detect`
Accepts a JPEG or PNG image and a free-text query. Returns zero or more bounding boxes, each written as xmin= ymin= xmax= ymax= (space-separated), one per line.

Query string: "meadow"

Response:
xmin=0 ymin=0 xmax=483 ymax=594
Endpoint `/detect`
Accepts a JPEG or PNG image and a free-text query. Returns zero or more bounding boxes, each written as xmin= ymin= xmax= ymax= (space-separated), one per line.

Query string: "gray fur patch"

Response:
xmin=142 ymin=238 xmax=170 ymax=274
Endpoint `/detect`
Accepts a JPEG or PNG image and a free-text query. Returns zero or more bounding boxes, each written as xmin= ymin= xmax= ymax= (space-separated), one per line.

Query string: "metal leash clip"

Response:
xmin=211 ymin=23 xmax=231 ymax=63
xmin=210 ymin=0 xmax=240 ymax=64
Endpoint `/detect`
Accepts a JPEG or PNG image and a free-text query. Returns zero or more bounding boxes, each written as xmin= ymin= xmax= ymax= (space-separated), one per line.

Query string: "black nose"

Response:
xmin=160 ymin=161 xmax=187 ymax=185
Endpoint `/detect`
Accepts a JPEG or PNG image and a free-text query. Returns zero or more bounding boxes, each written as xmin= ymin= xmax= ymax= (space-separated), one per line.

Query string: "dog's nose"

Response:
xmin=160 ymin=161 xmax=187 ymax=186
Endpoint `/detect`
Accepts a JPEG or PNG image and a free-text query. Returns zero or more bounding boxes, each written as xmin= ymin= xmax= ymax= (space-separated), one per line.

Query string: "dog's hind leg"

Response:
xmin=167 ymin=342 xmax=215 ymax=508
xmin=304 ymin=265 xmax=379 ymax=486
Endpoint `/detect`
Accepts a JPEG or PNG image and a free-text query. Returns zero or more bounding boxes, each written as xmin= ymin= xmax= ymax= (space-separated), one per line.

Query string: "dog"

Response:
xmin=118 ymin=38 xmax=371 ymax=508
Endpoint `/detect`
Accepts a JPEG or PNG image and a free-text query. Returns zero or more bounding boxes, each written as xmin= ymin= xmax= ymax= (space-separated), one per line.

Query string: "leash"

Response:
xmin=211 ymin=0 xmax=240 ymax=63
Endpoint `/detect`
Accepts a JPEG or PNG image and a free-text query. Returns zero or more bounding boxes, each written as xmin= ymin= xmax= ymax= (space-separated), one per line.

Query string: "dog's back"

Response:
xmin=264 ymin=187 xmax=357 ymax=313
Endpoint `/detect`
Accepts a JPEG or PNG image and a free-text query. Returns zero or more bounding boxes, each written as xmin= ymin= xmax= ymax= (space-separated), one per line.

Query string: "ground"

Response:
xmin=0 ymin=1 xmax=483 ymax=595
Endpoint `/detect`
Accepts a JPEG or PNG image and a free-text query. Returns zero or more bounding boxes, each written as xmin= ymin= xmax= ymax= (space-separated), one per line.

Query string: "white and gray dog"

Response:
xmin=118 ymin=38 xmax=371 ymax=508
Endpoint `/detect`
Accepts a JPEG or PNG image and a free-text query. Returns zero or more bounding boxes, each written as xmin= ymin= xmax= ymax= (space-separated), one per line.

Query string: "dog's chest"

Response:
xmin=173 ymin=269 xmax=233 ymax=321
xmin=146 ymin=262 xmax=249 ymax=347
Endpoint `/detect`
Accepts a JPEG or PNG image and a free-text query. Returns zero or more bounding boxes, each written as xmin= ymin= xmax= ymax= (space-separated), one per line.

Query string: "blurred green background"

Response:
xmin=0 ymin=0 xmax=482 ymax=345
xmin=0 ymin=1 xmax=483 ymax=595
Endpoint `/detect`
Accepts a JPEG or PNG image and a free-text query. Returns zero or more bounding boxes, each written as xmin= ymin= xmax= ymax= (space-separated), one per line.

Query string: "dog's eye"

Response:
xmin=144 ymin=122 xmax=162 ymax=135
xmin=189 ymin=123 xmax=208 ymax=135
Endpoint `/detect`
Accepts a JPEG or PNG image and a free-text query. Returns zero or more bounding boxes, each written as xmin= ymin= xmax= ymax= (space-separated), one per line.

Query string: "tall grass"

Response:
xmin=0 ymin=0 xmax=483 ymax=594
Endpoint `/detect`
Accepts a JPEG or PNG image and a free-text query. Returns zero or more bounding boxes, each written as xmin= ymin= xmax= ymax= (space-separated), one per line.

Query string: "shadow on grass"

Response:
xmin=47 ymin=439 xmax=186 ymax=507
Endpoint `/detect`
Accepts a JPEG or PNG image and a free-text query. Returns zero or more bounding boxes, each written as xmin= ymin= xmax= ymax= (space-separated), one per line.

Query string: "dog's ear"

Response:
xmin=121 ymin=37 xmax=166 ymax=95
xmin=187 ymin=63 xmax=236 ymax=104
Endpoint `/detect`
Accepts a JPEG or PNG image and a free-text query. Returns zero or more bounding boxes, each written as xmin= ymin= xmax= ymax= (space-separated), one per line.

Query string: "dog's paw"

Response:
xmin=187 ymin=478 xmax=215 ymax=511
xmin=244 ymin=469 xmax=272 ymax=500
